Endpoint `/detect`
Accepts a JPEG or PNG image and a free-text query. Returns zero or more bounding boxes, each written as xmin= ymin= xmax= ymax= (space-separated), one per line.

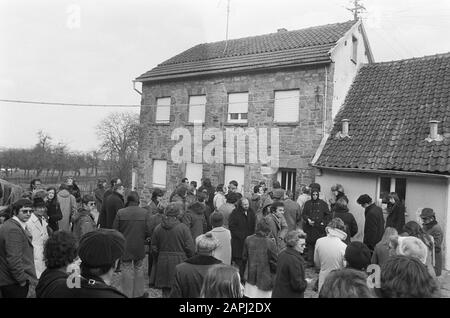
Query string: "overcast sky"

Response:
xmin=1 ymin=0 xmax=450 ymax=152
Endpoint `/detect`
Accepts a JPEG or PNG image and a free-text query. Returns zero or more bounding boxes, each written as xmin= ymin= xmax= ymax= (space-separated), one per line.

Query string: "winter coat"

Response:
xmin=371 ymin=241 xmax=394 ymax=267
xmin=76 ymin=274 xmax=127 ymax=298
xmin=103 ymin=192 xmax=124 ymax=229
xmin=265 ymin=212 xmax=288 ymax=251
xmin=46 ymin=198 xmax=62 ymax=232
xmin=332 ymin=206 xmax=358 ymax=244
xmin=330 ymin=192 xmax=349 ymax=210
xmin=169 ymin=254 xmax=222 ymax=298
xmin=210 ymin=226 xmax=232 ymax=265
xmin=36 ymin=268 xmax=77 ymax=298
xmin=150 ymin=217 xmax=195 ymax=289
xmin=385 ymin=202 xmax=406 ymax=234
xmin=0 ymin=218 xmax=37 ymax=286
xmin=272 ymin=247 xmax=307 ymax=298
xmin=57 ymin=189 xmax=77 ymax=232
xmin=363 ymin=203 xmax=385 ymax=250
xmin=314 ymin=228 xmax=347 ymax=292
xmin=213 ymin=192 xmax=227 ymax=212
xmin=145 ymin=200 xmax=164 ymax=216
xmin=113 ymin=204 xmax=152 ymax=261
xmin=302 ymin=195 xmax=331 ymax=245
xmin=26 ymin=213 xmax=49 ymax=278
xmin=182 ymin=202 xmax=207 ymax=241
xmin=249 ymin=194 xmax=261 ymax=216
xmin=228 ymin=207 xmax=256 ymax=260
xmin=217 ymin=203 xmax=236 ymax=228
xmin=71 ymin=208 xmax=96 ymax=242
xmin=282 ymin=199 xmax=302 ymax=231
xmin=198 ymin=185 xmax=215 ymax=211
xmin=423 ymin=220 xmax=443 ymax=276
xmin=171 ymin=194 xmax=188 ymax=215
xmin=98 ymin=188 xmax=113 ymax=228
xmin=94 ymin=187 xmax=105 ymax=217
xmin=68 ymin=184 xmax=81 ymax=202
xmin=243 ymin=233 xmax=278 ymax=291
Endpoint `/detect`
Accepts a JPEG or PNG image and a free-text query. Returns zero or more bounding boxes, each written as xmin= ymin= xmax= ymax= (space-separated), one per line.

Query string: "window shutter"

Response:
xmin=185 ymin=163 xmax=203 ymax=186
xmin=274 ymin=90 xmax=300 ymax=123
xmin=156 ymin=97 xmax=171 ymax=123
xmin=152 ymin=160 xmax=167 ymax=188
xmin=189 ymin=95 xmax=206 ymax=123
xmin=224 ymin=165 xmax=245 ymax=193
xmin=228 ymin=93 xmax=248 ymax=117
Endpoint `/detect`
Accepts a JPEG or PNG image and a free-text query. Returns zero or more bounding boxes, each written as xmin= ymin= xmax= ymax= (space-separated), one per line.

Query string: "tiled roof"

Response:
xmin=136 ymin=20 xmax=357 ymax=81
xmin=315 ymin=53 xmax=450 ymax=174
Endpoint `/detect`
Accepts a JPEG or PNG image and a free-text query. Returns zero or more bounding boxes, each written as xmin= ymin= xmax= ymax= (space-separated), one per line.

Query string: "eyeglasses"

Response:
xmin=88 ymin=202 xmax=96 ymax=206
xmin=20 ymin=208 xmax=33 ymax=214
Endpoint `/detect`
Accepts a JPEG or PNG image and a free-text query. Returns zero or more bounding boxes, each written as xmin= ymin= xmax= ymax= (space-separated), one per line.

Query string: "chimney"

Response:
xmin=430 ymin=120 xmax=439 ymax=140
xmin=277 ymin=28 xmax=287 ymax=32
xmin=342 ymin=119 xmax=349 ymax=136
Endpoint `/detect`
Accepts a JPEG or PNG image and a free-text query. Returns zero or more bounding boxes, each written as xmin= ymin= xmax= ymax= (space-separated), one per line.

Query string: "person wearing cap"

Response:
xmin=150 ymin=202 xmax=195 ymax=297
xmin=272 ymin=230 xmax=308 ymax=298
xmin=0 ymin=198 xmax=37 ymax=297
xmin=77 ymin=228 xmax=127 ymax=298
xmin=169 ymin=232 xmax=222 ymax=298
xmin=329 ymin=184 xmax=349 ymax=211
xmin=26 ymin=197 xmax=50 ymax=279
xmin=72 ymin=194 xmax=97 ymax=242
xmin=302 ymin=186 xmax=331 ymax=267
xmin=356 ymin=194 xmax=385 ymax=251
xmin=420 ymin=208 xmax=443 ymax=276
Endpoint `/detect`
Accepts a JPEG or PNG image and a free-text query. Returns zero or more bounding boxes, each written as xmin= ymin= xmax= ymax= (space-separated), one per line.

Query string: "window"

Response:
xmin=188 ymin=95 xmax=206 ymax=123
xmin=152 ymin=160 xmax=167 ymax=188
xmin=185 ymin=163 xmax=203 ymax=186
xmin=352 ymin=36 xmax=358 ymax=63
xmin=274 ymin=90 xmax=300 ymax=123
xmin=155 ymin=97 xmax=171 ymax=123
xmin=228 ymin=92 xmax=248 ymax=123
xmin=224 ymin=165 xmax=245 ymax=194
xmin=277 ymin=169 xmax=297 ymax=194
xmin=378 ymin=177 xmax=406 ymax=203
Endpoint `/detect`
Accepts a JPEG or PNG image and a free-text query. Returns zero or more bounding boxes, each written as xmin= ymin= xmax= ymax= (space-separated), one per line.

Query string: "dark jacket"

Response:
xmin=68 ymin=183 xmax=81 ymax=202
xmin=249 ymin=194 xmax=261 ymax=216
xmin=283 ymin=199 xmax=302 ymax=231
xmin=423 ymin=220 xmax=443 ymax=276
xmin=385 ymin=202 xmax=406 ymax=234
xmin=182 ymin=202 xmax=207 ymax=241
xmin=151 ymin=217 xmax=195 ymax=289
xmin=72 ymin=208 xmax=96 ymax=241
xmin=46 ymin=198 xmax=62 ymax=231
xmin=265 ymin=212 xmax=288 ymax=250
xmin=198 ymin=185 xmax=215 ymax=211
xmin=332 ymin=206 xmax=358 ymax=244
xmin=169 ymin=254 xmax=222 ymax=298
xmin=145 ymin=200 xmax=164 ymax=216
xmin=272 ymin=247 xmax=307 ymax=298
xmin=0 ymin=218 xmax=37 ymax=286
xmin=98 ymin=188 xmax=113 ymax=228
xmin=363 ymin=203 xmax=385 ymax=250
xmin=242 ymin=233 xmax=278 ymax=291
xmin=94 ymin=187 xmax=106 ymax=218
xmin=228 ymin=207 xmax=256 ymax=260
xmin=113 ymin=203 xmax=152 ymax=261
xmin=103 ymin=191 xmax=124 ymax=229
xmin=302 ymin=195 xmax=331 ymax=244
xmin=36 ymin=268 xmax=76 ymax=298
xmin=76 ymin=274 xmax=127 ymax=298
xmin=330 ymin=192 xmax=349 ymax=211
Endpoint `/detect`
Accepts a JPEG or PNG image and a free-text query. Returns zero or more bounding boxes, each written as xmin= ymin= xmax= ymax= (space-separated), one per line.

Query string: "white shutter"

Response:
xmin=188 ymin=95 xmax=206 ymax=123
xmin=224 ymin=165 xmax=245 ymax=193
xmin=185 ymin=163 xmax=203 ymax=186
xmin=274 ymin=90 xmax=300 ymax=123
xmin=156 ymin=97 xmax=171 ymax=123
xmin=228 ymin=93 xmax=248 ymax=122
xmin=152 ymin=160 xmax=167 ymax=188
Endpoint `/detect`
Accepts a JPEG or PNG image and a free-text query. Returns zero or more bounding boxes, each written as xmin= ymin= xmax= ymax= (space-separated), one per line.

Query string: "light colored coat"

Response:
xmin=57 ymin=189 xmax=77 ymax=231
xmin=314 ymin=228 xmax=347 ymax=292
xmin=26 ymin=213 xmax=49 ymax=278
xmin=210 ymin=227 xmax=232 ymax=265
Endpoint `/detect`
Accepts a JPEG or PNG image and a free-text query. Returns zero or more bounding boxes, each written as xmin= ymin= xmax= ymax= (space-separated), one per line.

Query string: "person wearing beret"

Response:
xmin=420 ymin=208 xmax=443 ymax=276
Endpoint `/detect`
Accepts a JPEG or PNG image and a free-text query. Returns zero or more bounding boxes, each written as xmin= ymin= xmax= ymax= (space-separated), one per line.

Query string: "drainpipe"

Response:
xmin=323 ymin=65 xmax=328 ymax=137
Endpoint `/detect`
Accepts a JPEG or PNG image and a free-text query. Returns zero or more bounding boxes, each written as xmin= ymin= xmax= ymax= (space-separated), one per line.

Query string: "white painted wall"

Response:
xmin=330 ymin=21 xmax=370 ymax=120
xmin=316 ymin=169 xmax=450 ymax=270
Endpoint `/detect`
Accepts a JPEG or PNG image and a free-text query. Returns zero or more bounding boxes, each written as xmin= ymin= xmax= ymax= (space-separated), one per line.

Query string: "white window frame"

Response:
xmin=155 ymin=97 xmax=171 ymax=123
xmin=152 ymin=160 xmax=167 ymax=188
xmin=185 ymin=163 xmax=203 ymax=187
xmin=188 ymin=95 xmax=206 ymax=123
xmin=274 ymin=89 xmax=300 ymax=123
xmin=228 ymin=92 xmax=249 ymax=124
xmin=376 ymin=176 xmax=407 ymax=204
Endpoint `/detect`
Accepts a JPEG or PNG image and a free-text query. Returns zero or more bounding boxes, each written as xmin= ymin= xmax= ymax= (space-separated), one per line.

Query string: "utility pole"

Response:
xmin=347 ymin=0 xmax=366 ymax=21
xmin=223 ymin=0 xmax=231 ymax=55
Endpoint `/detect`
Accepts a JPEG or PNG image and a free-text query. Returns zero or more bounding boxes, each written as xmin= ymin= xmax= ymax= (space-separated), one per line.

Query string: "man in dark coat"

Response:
xmin=228 ymin=197 xmax=256 ymax=278
xmin=102 ymin=184 xmax=125 ymax=229
xmin=98 ymin=178 xmax=122 ymax=228
xmin=94 ymin=179 xmax=107 ymax=218
xmin=357 ymin=194 xmax=385 ymax=251
xmin=0 ymin=198 xmax=37 ymax=298
xmin=169 ymin=232 xmax=222 ymax=298
xmin=302 ymin=187 xmax=331 ymax=267
xmin=332 ymin=198 xmax=358 ymax=244
xmin=182 ymin=201 xmax=207 ymax=241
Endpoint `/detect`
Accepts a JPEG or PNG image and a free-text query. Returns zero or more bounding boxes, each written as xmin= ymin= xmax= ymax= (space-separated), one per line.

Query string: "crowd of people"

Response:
xmin=0 ymin=177 xmax=445 ymax=298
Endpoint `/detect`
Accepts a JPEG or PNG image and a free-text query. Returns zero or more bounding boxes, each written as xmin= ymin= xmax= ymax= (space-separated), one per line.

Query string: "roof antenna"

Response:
xmin=223 ymin=0 xmax=230 ymax=55
xmin=346 ymin=0 xmax=366 ymax=21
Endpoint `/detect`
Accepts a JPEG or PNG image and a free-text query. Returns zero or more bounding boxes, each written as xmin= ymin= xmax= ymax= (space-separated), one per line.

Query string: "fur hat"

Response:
xmin=78 ymin=229 xmax=125 ymax=268
xmin=395 ymin=236 xmax=428 ymax=264
xmin=309 ymin=183 xmax=321 ymax=192
xmin=195 ymin=232 xmax=219 ymax=254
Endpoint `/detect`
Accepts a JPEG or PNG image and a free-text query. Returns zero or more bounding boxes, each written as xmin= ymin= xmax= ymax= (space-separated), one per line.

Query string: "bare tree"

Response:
xmin=96 ymin=112 xmax=139 ymax=186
